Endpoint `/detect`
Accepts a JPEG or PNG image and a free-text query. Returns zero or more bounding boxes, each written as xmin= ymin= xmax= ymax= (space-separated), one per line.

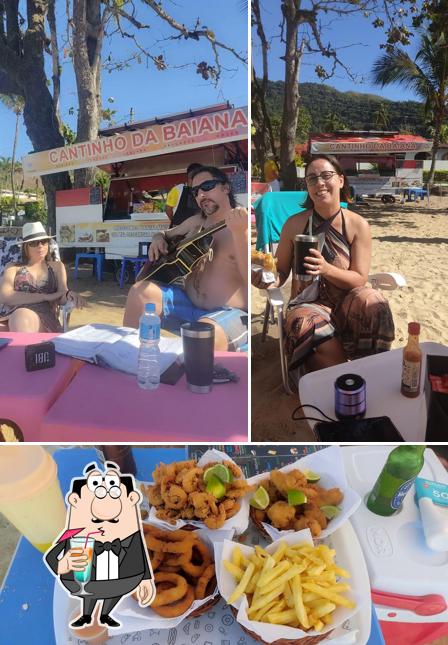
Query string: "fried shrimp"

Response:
xmin=221 ymin=498 xmax=241 ymax=519
xmin=226 ymin=479 xmax=251 ymax=499
xmin=223 ymin=460 xmax=243 ymax=479
xmin=267 ymin=501 xmax=296 ymax=529
xmin=182 ymin=468 xmax=204 ymax=493
xmin=204 ymin=503 xmax=227 ymax=529
xmin=256 ymin=467 xmax=344 ymax=535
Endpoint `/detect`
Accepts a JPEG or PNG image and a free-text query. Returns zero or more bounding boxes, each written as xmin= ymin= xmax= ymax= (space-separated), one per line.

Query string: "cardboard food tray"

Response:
xmin=53 ymin=521 xmax=371 ymax=645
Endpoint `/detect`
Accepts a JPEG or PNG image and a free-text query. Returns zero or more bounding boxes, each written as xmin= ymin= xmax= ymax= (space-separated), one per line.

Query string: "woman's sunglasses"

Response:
xmin=191 ymin=179 xmax=224 ymax=198
xmin=28 ymin=239 xmax=49 ymax=247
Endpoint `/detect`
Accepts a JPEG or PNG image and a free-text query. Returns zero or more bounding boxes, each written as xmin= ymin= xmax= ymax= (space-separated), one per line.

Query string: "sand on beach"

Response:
xmin=251 ymin=196 xmax=448 ymax=441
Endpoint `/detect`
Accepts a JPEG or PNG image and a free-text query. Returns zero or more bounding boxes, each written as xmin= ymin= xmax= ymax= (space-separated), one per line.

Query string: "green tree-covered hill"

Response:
xmin=265 ymin=81 xmax=427 ymax=136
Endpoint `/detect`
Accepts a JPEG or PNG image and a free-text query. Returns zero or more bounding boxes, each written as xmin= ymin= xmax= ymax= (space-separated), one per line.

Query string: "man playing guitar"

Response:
xmin=123 ymin=166 xmax=248 ymax=351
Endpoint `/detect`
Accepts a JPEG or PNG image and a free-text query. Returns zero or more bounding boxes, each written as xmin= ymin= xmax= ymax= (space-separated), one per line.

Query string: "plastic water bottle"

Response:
xmin=137 ymin=303 xmax=161 ymax=390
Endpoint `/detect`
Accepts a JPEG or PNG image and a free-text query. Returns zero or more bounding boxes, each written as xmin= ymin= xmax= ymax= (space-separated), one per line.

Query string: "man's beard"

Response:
xmin=200 ymin=199 xmax=220 ymax=217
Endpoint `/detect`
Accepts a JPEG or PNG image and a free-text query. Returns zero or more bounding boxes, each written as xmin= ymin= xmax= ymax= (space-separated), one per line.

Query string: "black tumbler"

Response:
xmin=294 ymin=234 xmax=319 ymax=281
xmin=181 ymin=322 xmax=215 ymax=393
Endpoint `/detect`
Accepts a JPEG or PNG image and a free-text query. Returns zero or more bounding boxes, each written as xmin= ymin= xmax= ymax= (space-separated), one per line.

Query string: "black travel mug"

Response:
xmin=294 ymin=234 xmax=319 ymax=281
xmin=181 ymin=322 xmax=215 ymax=393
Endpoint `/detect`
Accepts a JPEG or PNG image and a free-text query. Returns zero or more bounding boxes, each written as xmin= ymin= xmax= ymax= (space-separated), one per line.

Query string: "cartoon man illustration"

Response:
xmin=45 ymin=461 xmax=155 ymax=629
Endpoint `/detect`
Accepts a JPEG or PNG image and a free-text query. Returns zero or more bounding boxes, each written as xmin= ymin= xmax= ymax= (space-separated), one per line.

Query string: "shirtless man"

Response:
xmin=123 ymin=166 xmax=248 ymax=351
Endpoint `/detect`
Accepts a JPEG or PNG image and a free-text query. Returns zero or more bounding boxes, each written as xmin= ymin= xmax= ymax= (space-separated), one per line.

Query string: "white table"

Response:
xmin=298 ymin=342 xmax=448 ymax=441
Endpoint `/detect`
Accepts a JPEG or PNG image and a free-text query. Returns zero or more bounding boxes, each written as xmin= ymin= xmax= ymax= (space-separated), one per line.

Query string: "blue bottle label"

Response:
xmin=391 ymin=478 xmax=415 ymax=509
xmin=140 ymin=322 xmax=160 ymax=341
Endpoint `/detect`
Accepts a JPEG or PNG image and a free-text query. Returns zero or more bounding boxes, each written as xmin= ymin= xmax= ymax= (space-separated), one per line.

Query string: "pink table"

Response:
xmin=0 ymin=332 xmax=82 ymax=441
xmin=41 ymin=351 xmax=248 ymax=441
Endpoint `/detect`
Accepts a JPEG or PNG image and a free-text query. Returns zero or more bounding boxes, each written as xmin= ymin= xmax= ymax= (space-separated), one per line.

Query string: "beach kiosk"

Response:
xmin=22 ymin=103 xmax=248 ymax=263
xmin=309 ymin=131 xmax=432 ymax=202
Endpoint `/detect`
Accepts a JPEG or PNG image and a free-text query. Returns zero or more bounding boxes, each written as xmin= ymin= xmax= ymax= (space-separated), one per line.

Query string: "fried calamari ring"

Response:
xmin=164 ymin=554 xmax=182 ymax=566
xmin=195 ymin=564 xmax=216 ymax=600
xmin=144 ymin=525 xmax=195 ymax=542
xmin=158 ymin=565 xmax=182 ymax=573
xmin=147 ymin=548 xmax=164 ymax=571
xmin=161 ymin=483 xmax=188 ymax=510
xmin=151 ymin=584 xmax=195 ymax=618
xmin=178 ymin=539 xmax=211 ymax=577
xmin=146 ymin=484 xmax=164 ymax=507
xmin=152 ymin=572 xmax=188 ymax=607
xmin=146 ymin=535 xmax=194 ymax=556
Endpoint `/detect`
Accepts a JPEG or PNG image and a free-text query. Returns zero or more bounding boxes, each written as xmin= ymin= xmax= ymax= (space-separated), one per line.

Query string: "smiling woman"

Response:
xmin=253 ymin=154 xmax=395 ymax=375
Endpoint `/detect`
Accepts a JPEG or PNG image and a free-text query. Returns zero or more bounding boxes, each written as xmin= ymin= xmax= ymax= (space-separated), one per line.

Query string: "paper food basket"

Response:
xmin=144 ymin=448 xmax=251 ymax=534
xmin=216 ymin=528 xmax=367 ymax=645
xmin=248 ymin=445 xmax=361 ymax=541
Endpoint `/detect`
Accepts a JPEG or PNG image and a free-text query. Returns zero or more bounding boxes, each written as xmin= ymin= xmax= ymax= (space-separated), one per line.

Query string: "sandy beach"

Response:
xmin=251 ymin=196 xmax=448 ymax=440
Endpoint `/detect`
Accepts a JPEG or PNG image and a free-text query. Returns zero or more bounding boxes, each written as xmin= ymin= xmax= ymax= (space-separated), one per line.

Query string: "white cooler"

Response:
xmin=342 ymin=446 xmax=448 ymax=644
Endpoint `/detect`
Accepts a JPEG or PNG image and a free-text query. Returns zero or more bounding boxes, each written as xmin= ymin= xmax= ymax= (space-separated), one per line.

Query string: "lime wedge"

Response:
xmin=320 ymin=505 xmax=341 ymax=520
xmin=250 ymin=486 xmax=270 ymax=510
xmin=205 ymin=474 xmax=226 ymax=499
xmin=304 ymin=470 xmax=321 ymax=483
xmin=203 ymin=464 xmax=232 ymax=485
xmin=287 ymin=489 xmax=307 ymax=506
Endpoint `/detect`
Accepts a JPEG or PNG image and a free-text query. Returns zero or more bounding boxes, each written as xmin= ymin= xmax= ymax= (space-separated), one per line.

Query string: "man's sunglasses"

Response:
xmin=28 ymin=239 xmax=49 ymax=247
xmin=191 ymin=179 xmax=225 ymax=198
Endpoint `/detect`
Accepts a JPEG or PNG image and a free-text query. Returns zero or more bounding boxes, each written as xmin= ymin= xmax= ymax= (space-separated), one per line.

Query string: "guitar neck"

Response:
xmin=182 ymin=219 xmax=226 ymax=246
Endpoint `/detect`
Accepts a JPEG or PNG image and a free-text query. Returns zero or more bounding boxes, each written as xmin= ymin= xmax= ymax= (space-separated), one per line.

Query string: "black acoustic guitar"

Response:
xmin=136 ymin=220 xmax=226 ymax=284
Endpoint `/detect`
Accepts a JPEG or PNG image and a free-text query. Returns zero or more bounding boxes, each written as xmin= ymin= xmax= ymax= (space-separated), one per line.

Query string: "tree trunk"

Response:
xmin=280 ymin=1 xmax=302 ymax=189
xmin=72 ymin=0 xmax=103 ymax=188
xmin=427 ymin=122 xmax=440 ymax=191
xmin=10 ymin=111 xmax=19 ymax=217
xmin=19 ymin=1 xmax=72 ymax=231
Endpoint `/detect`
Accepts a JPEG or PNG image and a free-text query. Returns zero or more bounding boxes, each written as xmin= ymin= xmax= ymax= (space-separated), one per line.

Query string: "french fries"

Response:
xmin=223 ymin=541 xmax=356 ymax=632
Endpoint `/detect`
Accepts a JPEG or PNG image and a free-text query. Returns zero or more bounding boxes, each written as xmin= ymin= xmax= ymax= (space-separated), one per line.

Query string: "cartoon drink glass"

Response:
xmin=70 ymin=536 xmax=95 ymax=595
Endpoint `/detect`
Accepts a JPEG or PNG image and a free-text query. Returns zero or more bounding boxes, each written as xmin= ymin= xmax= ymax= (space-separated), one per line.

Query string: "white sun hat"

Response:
xmin=19 ymin=221 xmax=55 ymax=244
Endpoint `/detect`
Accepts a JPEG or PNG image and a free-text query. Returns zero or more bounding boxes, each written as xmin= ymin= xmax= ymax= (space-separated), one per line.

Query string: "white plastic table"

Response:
xmin=298 ymin=342 xmax=448 ymax=441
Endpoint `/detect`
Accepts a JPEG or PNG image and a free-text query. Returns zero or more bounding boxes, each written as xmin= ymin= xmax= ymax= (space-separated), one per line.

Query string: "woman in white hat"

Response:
xmin=0 ymin=222 xmax=84 ymax=332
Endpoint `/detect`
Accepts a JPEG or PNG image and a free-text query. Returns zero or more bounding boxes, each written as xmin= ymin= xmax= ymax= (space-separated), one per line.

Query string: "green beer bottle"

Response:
xmin=366 ymin=445 xmax=426 ymax=516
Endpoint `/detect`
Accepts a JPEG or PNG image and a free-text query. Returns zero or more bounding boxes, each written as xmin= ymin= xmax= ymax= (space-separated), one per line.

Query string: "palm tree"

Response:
xmin=372 ymin=31 xmax=448 ymax=189
xmin=0 ymin=94 xmax=25 ymax=216
xmin=372 ymin=102 xmax=391 ymax=130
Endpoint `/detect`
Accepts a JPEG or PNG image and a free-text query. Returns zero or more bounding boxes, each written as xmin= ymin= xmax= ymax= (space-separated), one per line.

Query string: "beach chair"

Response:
xmin=259 ymin=274 xmax=407 ymax=395
xmin=0 ymin=235 xmax=73 ymax=331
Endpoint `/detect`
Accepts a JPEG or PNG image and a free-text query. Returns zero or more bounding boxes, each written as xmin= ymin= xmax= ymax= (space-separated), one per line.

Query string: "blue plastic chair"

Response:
xmin=119 ymin=256 xmax=147 ymax=288
xmin=74 ymin=252 xmax=104 ymax=281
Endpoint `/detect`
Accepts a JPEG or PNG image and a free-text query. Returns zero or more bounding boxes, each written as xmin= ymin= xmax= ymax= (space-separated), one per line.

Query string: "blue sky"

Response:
xmin=253 ymin=2 xmax=422 ymax=101
xmin=0 ymin=0 xmax=248 ymax=160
